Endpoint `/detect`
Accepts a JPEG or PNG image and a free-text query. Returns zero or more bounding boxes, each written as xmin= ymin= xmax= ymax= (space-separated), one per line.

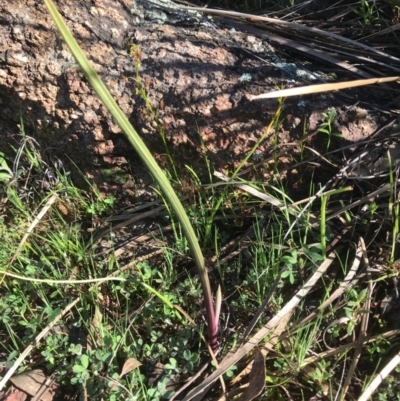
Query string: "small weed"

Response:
xmin=0 ymin=152 xmax=13 ymax=183
xmin=317 ymin=109 xmax=343 ymax=150
xmin=351 ymin=0 xmax=377 ymax=24
xmin=280 ymin=249 xmax=298 ymax=285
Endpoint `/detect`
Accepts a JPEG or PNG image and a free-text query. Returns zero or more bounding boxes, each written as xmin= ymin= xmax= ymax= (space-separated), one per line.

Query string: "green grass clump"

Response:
xmin=1 ymin=0 xmax=400 ymax=399
xmin=1 ymin=106 xmax=400 ymax=400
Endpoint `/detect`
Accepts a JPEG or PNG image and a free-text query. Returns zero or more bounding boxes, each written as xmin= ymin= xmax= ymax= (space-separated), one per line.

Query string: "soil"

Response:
xmin=1 ymin=0 xmax=398 ymax=204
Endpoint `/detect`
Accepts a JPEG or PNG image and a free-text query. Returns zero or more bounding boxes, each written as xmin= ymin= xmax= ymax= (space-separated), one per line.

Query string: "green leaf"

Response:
xmin=169 ymin=358 xmax=178 ymax=367
xmin=69 ymin=344 xmax=83 ymax=355
xmin=281 ymin=270 xmax=290 ymax=278
xmin=0 ymin=172 xmax=12 ymax=182
xmin=73 ymin=364 xmax=86 ymax=373
xmin=309 ymin=253 xmax=324 ymax=262
xmin=81 ymin=355 xmax=89 ymax=369
xmin=43 ymin=0 xmax=217 ymax=350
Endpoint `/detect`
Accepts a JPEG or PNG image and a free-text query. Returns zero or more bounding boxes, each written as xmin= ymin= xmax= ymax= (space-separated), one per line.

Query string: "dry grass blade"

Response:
xmin=9 ymin=193 xmax=58 ymax=265
xmin=289 ymin=236 xmax=361 ymax=332
xmin=283 ymin=175 xmax=342 ymax=241
xmin=300 ymin=329 xmax=400 ymax=369
xmin=226 ymin=20 xmax=375 ymax=79
xmin=358 ymin=351 xmax=400 ymax=401
xmin=93 ymin=204 xmax=166 ymax=243
xmin=300 ymin=41 xmax=400 ymax=75
xmin=362 ymin=22 xmax=400 ymax=40
xmin=0 ymin=270 xmax=125 ymax=284
xmin=0 ymin=297 xmax=80 ymax=392
xmin=304 ymin=145 xmax=339 ymax=168
xmin=182 ymin=6 xmax=400 ymax=63
xmin=235 ymin=143 xmax=297 ymax=177
xmin=214 ymin=171 xmax=281 ymax=206
xmin=250 ymin=76 xmax=400 ymax=100
xmin=111 ymin=225 xmax=171 ymax=259
xmin=231 ymin=312 xmax=293 ymax=387
xmin=0 ymin=255 xmax=139 ymax=393
xmin=183 ymin=251 xmax=337 ymax=401
xmin=338 ymin=237 xmax=373 ymax=400
xmin=240 ymin=266 xmax=287 ymax=342
xmin=326 ymin=182 xmax=396 ymax=222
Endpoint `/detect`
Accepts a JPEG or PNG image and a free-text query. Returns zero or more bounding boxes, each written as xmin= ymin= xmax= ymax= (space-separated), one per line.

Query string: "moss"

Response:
xmin=101 ymin=168 xmax=130 ymax=184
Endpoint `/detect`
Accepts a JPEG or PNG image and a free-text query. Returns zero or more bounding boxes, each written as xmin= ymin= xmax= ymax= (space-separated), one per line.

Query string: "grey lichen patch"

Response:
xmin=130 ymin=0 xmax=205 ymax=24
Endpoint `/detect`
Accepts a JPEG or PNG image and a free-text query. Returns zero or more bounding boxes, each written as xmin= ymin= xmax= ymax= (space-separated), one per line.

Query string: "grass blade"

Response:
xmin=43 ymin=0 xmax=217 ymax=349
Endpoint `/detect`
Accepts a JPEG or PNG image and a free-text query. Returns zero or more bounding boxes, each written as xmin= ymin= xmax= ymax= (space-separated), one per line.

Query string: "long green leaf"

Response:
xmin=43 ymin=0 xmax=217 ymax=348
